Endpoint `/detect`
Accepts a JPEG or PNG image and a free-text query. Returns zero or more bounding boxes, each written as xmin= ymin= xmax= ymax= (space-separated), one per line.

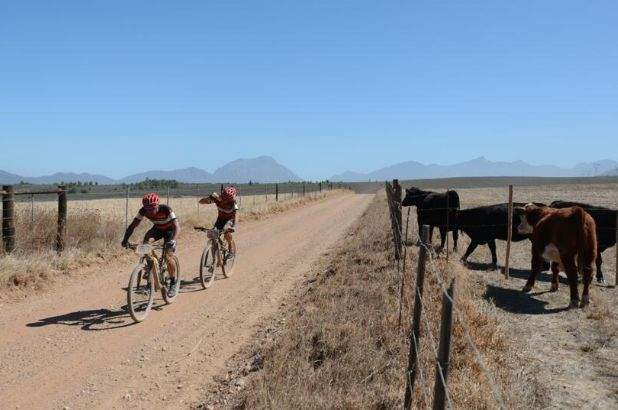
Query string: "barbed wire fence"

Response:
xmin=1 ymin=181 xmax=349 ymax=257
xmin=386 ymin=179 xmax=618 ymax=408
xmin=386 ymin=181 xmax=517 ymax=409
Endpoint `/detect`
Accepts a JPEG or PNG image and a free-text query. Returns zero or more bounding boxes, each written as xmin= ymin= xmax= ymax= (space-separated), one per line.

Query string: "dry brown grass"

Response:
xmin=0 ymin=191 xmax=342 ymax=295
xmin=206 ymin=194 xmax=535 ymax=409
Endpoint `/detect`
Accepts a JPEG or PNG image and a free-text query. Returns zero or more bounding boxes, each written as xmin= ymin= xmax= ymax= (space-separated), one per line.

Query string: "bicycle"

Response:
xmin=125 ymin=242 xmax=181 ymax=323
xmin=193 ymin=226 xmax=236 ymax=289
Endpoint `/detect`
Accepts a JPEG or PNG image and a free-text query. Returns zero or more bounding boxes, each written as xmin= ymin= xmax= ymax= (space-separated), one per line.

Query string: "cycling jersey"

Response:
xmin=135 ymin=204 xmax=177 ymax=231
xmin=212 ymin=196 xmax=238 ymax=222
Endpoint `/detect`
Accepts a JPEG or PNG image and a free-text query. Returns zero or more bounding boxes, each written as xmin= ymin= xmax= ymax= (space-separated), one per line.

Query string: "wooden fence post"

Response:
xmin=2 ymin=185 xmax=15 ymax=253
xmin=404 ymin=225 xmax=430 ymax=409
xmin=276 ymin=183 xmax=279 ymax=202
xmin=56 ymin=185 xmax=67 ymax=253
xmin=398 ymin=207 xmax=412 ymax=328
xmin=504 ymin=185 xmax=514 ymax=278
xmin=393 ymin=179 xmax=403 ymax=259
xmin=615 ymin=214 xmax=618 ymax=287
xmin=125 ymin=186 xmax=129 ymax=229
xmin=385 ymin=181 xmax=401 ymax=259
xmin=432 ymin=278 xmax=456 ymax=410
xmin=446 ymin=189 xmax=450 ymax=260
xmin=303 ymin=182 xmax=306 ymax=197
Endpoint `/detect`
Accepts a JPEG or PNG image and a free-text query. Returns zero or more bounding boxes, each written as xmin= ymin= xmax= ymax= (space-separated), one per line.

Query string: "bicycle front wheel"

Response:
xmin=200 ymin=244 xmax=216 ymax=289
xmin=127 ymin=265 xmax=154 ymax=323
xmin=222 ymin=249 xmax=236 ymax=278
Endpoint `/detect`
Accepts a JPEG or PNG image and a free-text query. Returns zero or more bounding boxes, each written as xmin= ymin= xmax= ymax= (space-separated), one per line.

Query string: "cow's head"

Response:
xmin=515 ymin=203 xmax=548 ymax=234
xmin=402 ymin=187 xmax=428 ymax=207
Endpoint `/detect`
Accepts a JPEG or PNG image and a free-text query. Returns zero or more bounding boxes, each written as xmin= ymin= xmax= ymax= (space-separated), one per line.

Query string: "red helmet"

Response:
xmin=142 ymin=192 xmax=160 ymax=207
xmin=221 ymin=186 xmax=237 ymax=200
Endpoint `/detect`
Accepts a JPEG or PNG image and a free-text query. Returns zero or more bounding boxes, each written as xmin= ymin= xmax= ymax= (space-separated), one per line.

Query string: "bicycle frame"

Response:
xmin=136 ymin=245 xmax=170 ymax=291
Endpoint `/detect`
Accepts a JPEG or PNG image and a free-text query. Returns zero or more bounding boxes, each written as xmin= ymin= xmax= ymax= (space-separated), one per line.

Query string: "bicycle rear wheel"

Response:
xmin=127 ymin=265 xmax=154 ymax=323
xmin=162 ymin=256 xmax=181 ymax=304
xmin=200 ymin=244 xmax=216 ymax=289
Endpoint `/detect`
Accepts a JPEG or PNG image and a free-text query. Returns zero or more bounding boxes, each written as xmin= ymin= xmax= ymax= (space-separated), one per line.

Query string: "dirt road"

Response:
xmin=0 ymin=193 xmax=373 ymax=409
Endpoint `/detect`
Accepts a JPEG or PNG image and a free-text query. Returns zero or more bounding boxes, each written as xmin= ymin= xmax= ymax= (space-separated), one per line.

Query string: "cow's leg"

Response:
xmin=523 ymin=251 xmax=543 ymax=293
xmin=595 ymin=251 xmax=605 ymax=284
xmin=461 ymin=241 xmax=479 ymax=264
xmin=452 ymin=229 xmax=459 ymax=252
xmin=550 ymin=262 xmax=560 ymax=292
xmin=437 ymin=226 xmax=447 ymax=252
xmin=562 ymin=255 xmax=580 ymax=308
xmin=488 ymin=240 xmax=498 ymax=270
xmin=581 ymin=261 xmax=594 ymax=307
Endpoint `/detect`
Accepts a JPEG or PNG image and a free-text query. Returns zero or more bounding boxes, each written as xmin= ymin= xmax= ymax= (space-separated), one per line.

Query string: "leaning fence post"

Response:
xmin=393 ymin=179 xmax=403 ymax=259
xmin=433 ymin=278 xmax=456 ymax=410
xmin=615 ymin=213 xmax=618 ymax=287
xmin=56 ymin=185 xmax=67 ymax=253
xmin=504 ymin=185 xmax=514 ymax=278
xmin=446 ymin=189 xmax=450 ymax=260
xmin=125 ymin=186 xmax=130 ymax=229
xmin=2 ymin=185 xmax=15 ymax=253
xmin=404 ymin=225 xmax=430 ymax=409
xmin=398 ymin=207 xmax=412 ymax=328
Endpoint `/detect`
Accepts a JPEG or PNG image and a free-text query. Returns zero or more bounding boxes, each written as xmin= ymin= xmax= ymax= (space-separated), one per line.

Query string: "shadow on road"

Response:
xmin=26 ymin=303 xmax=163 ymax=331
xmin=483 ymin=284 xmax=570 ymax=315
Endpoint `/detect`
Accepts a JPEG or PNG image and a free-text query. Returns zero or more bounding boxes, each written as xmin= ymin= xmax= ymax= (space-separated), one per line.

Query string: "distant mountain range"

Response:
xmin=0 ymin=156 xmax=302 ymax=185
xmin=2 ymin=156 xmax=617 ymax=185
xmin=331 ymin=157 xmax=618 ymax=182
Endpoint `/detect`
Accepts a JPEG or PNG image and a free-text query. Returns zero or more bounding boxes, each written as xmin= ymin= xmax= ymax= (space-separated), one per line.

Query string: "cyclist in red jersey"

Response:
xmin=199 ymin=186 xmax=238 ymax=259
xmin=122 ymin=193 xmax=181 ymax=297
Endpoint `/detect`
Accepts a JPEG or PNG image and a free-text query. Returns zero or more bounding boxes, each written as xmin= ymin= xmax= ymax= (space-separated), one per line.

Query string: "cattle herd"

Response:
xmin=402 ymin=187 xmax=618 ymax=308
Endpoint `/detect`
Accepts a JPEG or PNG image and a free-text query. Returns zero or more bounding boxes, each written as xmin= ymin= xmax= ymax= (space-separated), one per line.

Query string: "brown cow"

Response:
xmin=516 ymin=203 xmax=597 ymax=308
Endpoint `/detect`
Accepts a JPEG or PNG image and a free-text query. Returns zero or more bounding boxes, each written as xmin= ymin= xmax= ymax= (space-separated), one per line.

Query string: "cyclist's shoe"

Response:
xmin=225 ymin=251 xmax=235 ymax=261
xmin=167 ymin=277 xmax=178 ymax=298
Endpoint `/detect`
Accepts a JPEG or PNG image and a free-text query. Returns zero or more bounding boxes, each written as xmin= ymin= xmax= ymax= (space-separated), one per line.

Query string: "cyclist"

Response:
xmin=199 ymin=186 xmax=238 ymax=260
xmin=121 ymin=192 xmax=181 ymax=297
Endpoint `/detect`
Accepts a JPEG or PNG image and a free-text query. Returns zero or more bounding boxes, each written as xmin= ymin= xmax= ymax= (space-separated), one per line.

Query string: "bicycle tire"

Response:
xmin=127 ymin=264 xmax=154 ymax=323
xmin=162 ymin=256 xmax=181 ymax=304
xmin=200 ymin=243 xmax=216 ymax=289
xmin=222 ymin=250 xmax=236 ymax=278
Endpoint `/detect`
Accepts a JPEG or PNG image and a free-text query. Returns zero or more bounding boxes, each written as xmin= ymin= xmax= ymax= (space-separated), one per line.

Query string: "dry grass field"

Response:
xmin=0 ymin=190 xmax=336 ymax=295
xmin=201 ymin=182 xmax=617 ymax=409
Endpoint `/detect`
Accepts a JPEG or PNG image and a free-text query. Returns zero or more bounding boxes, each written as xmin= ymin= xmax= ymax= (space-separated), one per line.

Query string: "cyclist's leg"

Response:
xmin=223 ymin=221 xmax=236 ymax=255
xmin=162 ymin=230 xmax=177 ymax=278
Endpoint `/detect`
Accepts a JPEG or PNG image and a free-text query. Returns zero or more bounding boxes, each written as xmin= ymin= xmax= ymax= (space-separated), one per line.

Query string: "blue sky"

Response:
xmin=1 ymin=0 xmax=616 ymax=180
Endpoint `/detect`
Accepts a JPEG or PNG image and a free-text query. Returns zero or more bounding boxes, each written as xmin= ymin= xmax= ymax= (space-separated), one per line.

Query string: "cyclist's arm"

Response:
xmin=171 ymin=219 xmax=181 ymax=241
xmin=122 ymin=217 xmax=142 ymax=245
xmin=199 ymin=192 xmax=220 ymax=205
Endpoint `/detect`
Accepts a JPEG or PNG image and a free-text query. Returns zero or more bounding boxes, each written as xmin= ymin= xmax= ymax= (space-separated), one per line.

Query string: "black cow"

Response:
xmin=550 ymin=200 xmax=617 ymax=283
xmin=457 ymin=203 xmax=538 ymax=269
xmin=402 ymin=187 xmax=460 ymax=252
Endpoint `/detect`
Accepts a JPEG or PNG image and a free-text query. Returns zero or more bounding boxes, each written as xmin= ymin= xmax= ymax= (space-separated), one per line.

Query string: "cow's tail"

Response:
xmin=573 ymin=206 xmax=588 ymax=273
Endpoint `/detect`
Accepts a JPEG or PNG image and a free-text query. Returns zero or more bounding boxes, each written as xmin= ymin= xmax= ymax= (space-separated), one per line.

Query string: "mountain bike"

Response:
xmin=193 ymin=226 xmax=236 ymax=289
xmin=125 ymin=242 xmax=181 ymax=323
